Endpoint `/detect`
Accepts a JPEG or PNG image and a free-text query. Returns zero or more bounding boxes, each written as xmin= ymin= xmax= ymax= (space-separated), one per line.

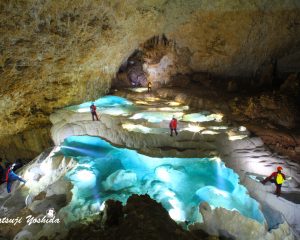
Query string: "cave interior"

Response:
xmin=0 ymin=1 xmax=300 ymax=239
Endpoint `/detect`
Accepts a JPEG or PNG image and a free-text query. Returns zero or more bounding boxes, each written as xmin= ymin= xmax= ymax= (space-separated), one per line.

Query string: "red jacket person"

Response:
xmin=90 ymin=103 xmax=99 ymax=121
xmin=169 ymin=117 xmax=178 ymax=137
xmin=261 ymin=166 xmax=286 ymax=197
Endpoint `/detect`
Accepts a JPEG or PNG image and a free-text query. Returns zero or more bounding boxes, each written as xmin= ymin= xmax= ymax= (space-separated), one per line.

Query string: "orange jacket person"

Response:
xmin=261 ymin=166 xmax=286 ymax=197
xmin=147 ymin=81 xmax=152 ymax=93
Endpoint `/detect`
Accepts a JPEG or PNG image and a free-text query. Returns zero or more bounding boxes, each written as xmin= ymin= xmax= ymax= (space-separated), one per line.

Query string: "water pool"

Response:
xmin=58 ymin=136 xmax=265 ymax=225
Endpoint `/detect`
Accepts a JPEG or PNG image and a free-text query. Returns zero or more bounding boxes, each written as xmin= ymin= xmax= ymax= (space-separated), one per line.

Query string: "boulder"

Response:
xmin=67 ymin=195 xmax=201 ymax=240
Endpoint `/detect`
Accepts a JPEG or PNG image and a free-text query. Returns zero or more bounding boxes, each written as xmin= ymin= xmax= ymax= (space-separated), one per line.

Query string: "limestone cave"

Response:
xmin=0 ymin=1 xmax=300 ymax=240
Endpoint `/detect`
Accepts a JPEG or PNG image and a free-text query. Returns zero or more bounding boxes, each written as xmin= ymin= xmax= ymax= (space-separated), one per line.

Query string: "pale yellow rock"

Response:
xmin=0 ymin=0 xmax=299 ymax=159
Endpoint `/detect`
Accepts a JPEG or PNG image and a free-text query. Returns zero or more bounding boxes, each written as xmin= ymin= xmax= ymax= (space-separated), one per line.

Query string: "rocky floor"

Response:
xmin=51 ymin=89 xmax=300 ymax=238
xmin=0 ymin=88 xmax=299 ymax=239
xmin=66 ymin=194 xmax=218 ymax=240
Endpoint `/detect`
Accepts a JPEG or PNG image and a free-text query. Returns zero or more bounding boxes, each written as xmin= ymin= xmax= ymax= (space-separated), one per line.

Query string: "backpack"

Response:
xmin=90 ymin=105 xmax=96 ymax=113
xmin=276 ymin=173 xmax=284 ymax=184
xmin=5 ymin=167 xmax=11 ymax=182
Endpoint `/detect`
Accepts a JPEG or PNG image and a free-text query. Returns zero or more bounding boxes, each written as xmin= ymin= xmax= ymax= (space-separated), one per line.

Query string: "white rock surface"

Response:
xmin=189 ymin=202 xmax=295 ymax=240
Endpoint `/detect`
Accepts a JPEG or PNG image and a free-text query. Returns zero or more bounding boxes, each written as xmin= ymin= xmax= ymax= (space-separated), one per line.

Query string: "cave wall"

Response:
xmin=0 ymin=127 xmax=52 ymax=162
xmin=0 ymin=0 xmax=299 ymax=159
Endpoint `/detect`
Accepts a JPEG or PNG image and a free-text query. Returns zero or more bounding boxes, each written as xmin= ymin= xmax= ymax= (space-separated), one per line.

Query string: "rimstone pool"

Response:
xmin=59 ymin=135 xmax=265 ymax=224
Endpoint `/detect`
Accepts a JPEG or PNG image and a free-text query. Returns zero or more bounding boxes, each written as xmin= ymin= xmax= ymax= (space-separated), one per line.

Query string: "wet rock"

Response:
xmin=101 ymin=199 xmax=123 ymax=227
xmin=67 ymin=194 xmax=204 ymax=240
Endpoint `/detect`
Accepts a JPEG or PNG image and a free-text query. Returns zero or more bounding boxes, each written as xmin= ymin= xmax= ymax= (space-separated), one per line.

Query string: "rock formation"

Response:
xmin=1 ymin=0 xmax=300 ymax=160
xmin=67 ymin=194 xmax=211 ymax=240
xmin=1 ymin=92 xmax=299 ymax=239
xmin=189 ymin=202 xmax=294 ymax=240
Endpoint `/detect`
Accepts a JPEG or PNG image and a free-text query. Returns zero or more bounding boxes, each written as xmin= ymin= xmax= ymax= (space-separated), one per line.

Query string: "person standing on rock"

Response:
xmin=169 ymin=117 xmax=178 ymax=137
xmin=147 ymin=81 xmax=152 ymax=93
xmin=5 ymin=163 xmax=26 ymax=193
xmin=90 ymin=103 xmax=99 ymax=121
xmin=261 ymin=166 xmax=286 ymax=197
